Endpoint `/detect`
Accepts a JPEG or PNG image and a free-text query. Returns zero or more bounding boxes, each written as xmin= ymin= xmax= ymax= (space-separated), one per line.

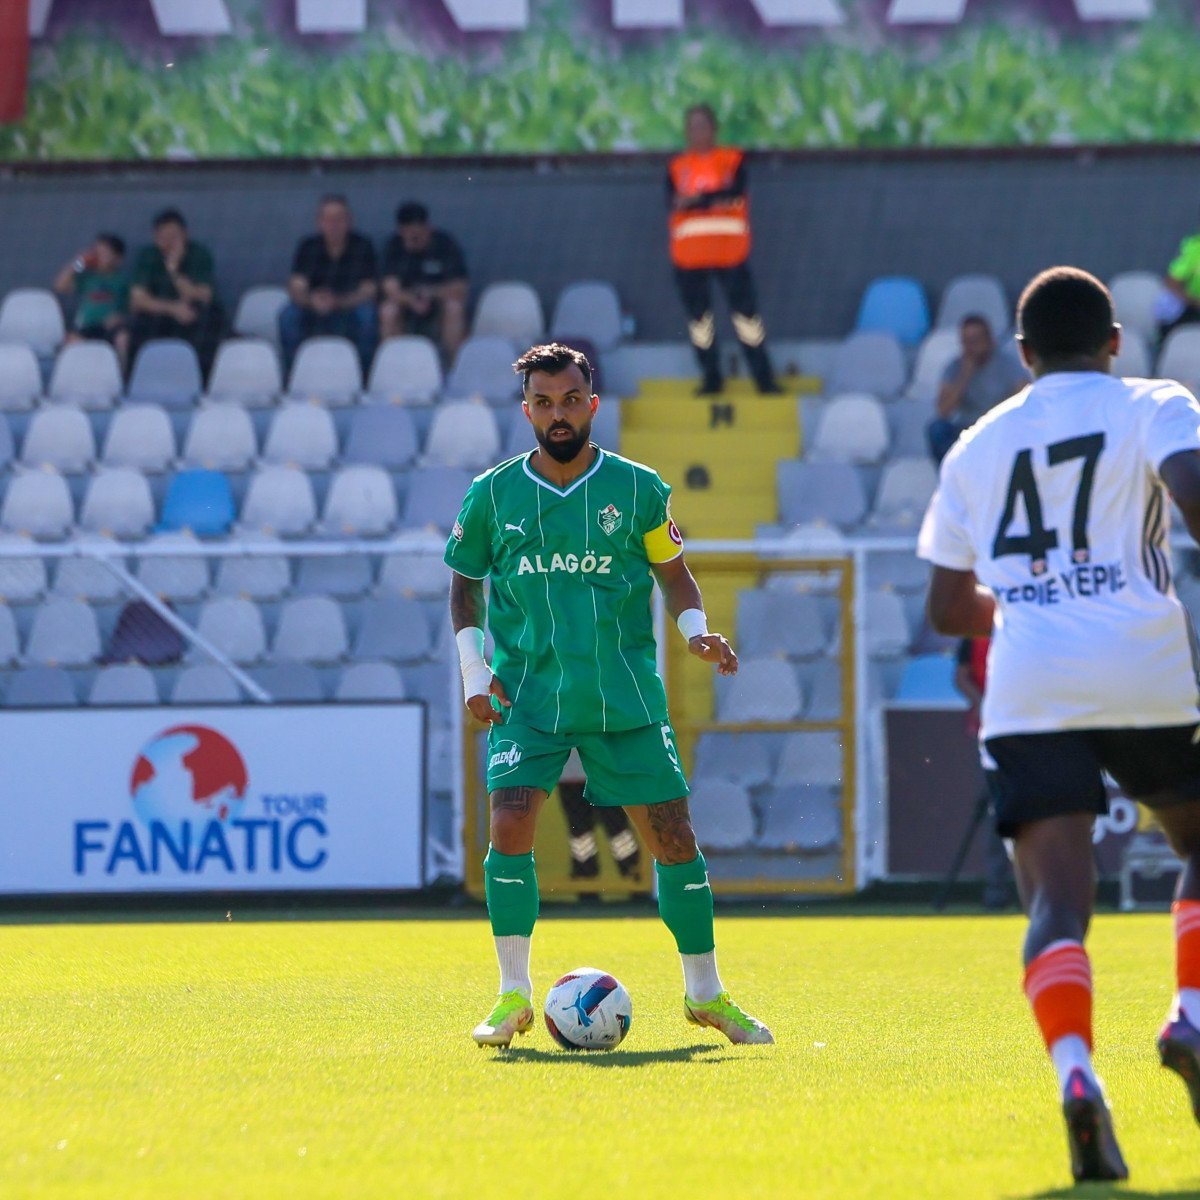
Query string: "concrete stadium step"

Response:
xmin=622 ymin=391 xmax=803 ymax=434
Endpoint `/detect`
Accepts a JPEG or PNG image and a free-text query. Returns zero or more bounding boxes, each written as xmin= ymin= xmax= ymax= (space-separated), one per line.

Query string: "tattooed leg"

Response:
xmin=489 ymin=786 xmax=547 ymax=855
xmin=625 ymin=797 xmax=699 ymax=866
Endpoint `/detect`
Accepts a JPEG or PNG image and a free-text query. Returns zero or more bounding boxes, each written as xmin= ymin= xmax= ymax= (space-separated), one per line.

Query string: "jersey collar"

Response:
xmin=522 ymin=445 xmax=605 ymax=497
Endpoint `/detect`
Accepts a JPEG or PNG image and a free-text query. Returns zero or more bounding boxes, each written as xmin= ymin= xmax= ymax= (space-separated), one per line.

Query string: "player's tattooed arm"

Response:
xmin=449 ymin=571 xmax=486 ymax=632
xmin=643 ymin=798 xmax=699 ymax=866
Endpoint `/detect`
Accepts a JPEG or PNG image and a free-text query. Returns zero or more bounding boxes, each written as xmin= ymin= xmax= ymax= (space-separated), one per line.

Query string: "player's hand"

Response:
xmin=688 ymin=633 xmax=738 ymax=676
xmin=465 ymin=676 xmax=512 ymax=725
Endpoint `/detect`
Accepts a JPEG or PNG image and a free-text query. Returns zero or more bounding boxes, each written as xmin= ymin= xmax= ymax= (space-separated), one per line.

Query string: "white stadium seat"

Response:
xmin=25 ymin=597 xmax=101 ymax=666
xmin=757 ymin=787 xmax=842 ymax=852
xmin=827 ymin=332 xmax=907 ymax=397
xmin=89 ymin=664 xmax=159 ymax=706
xmin=170 ymin=664 xmax=243 ymax=705
xmin=286 ymin=335 xmax=362 ymax=406
xmin=335 ymin=661 xmax=406 ymax=701
xmin=206 ymin=338 xmax=282 ymax=407
xmin=867 ymin=457 xmax=938 ymax=532
xmin=51 ymin=533 xmax=126 ymax=602
xmin=102 ymin=404 xmax=176 ymax=473
xmin=1111 ymin=328 xmax=1151 ymax=378
xmin=6 ymin=666 xmax=78 ymax=707
xmin=1 ymin=469 xmax=74 ymax=539
xmin=189 ymin=597 xmax=267 ymax=664
xmin=773 ymin=732 xmax=843 ymax=788
xmin=1109 ymin=270 xmax=1163 ymax=346
xmin=472 ymin=281 xmax=545 ymax=344
xmin=444 ymin=335 xmax=520 ymax=405
xmin=716 ymin=657 xmax=803 ymax=722
xmin=183 ymin=402 xmax=258 ymax=471
xmin=212 ymin=533 xmax=291 ymax=600
xmin=0 ymin=287 xmax=65 ymax=356
xmin=239 ymin=466 xmax=317 ymax=537
xmin=0 ymin=603 xmax=18 ymax=664
xmin=687 ymin=779 xmax=756 ymax=851
xmin=935 ymin=273 xmax=1010 ymax=337
xmin=422 ymin=400 xmax=501 ymax=470
xmin=127 ymin=339 xmax=202 ymax=408
xmin=365 ymin=335 xmax=443 ymax=405
xmin=135 ymin=532 xmax=210 ymax=602
xmin=21 ymin=404 xmax=95 ymax=473
xmin=551 ymin=280 xmax=623 ymax=351
xmin=810 ymin=393 xmax=890 ymax=464
xmin=1158 ymin=327 xmax=1200 ymax=387
xmin=271 ymin=595 xmax=348 ymax=664
xmin=47 ymin=341 xmax=123 ymax=409
xmin=262 ymin=401 xmax=338 ymax=469
xmin=0 ymin=343 xmax=43 ymax=411
xmin=0 ymin=533 xmax=49 ymax=602
xmin=233 ymin=285 xmax=289 ymax=345
xmin=77 ymin=468 xmax=156 ymax=538
xmin=320 ymin=465 xmax=397 ymax=537
xmin=904 ymin=328 xmax=960 ymax=404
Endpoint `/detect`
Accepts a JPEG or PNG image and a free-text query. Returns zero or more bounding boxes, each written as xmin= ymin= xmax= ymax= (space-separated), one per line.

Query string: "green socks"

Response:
xmin=656 ymin=853 xmax=715 ymax=955
xmin=484 ymin=846 xmax=540 ymax=938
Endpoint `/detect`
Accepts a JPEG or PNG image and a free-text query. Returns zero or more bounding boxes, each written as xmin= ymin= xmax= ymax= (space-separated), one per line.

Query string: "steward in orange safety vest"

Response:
xmin=667 ymin=105 xmax=779 ymax=396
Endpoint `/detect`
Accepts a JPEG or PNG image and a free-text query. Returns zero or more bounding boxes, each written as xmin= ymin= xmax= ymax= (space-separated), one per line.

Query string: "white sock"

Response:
xmin=495 ymin=935 xmax=532 ymax=997
xmin=1049 ymin=1034 xmax=1098 ymax=1091
xmin=681 ymin=951 xmax=723 ymax=1003
xmin=1175 ymin=987 xmax=1200 ymax=1026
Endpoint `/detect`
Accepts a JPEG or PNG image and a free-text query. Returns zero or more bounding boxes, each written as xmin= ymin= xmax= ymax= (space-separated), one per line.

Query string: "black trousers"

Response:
xmin=558 ymin=780 xmax=640 ymax=880
xmin=674 ymin=263 xmax=776 ymax=391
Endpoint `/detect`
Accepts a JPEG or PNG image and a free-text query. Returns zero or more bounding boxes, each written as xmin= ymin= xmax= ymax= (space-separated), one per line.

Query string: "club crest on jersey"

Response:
xmin=598 ymin=503 xmax=622 ymax=536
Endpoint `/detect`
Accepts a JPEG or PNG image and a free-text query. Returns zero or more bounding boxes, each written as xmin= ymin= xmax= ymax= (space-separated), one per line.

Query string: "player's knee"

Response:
xmin=654 ymin=820 xmax=699 ymax=866
xmin=489 ymin=811 xmax=533 ymax=855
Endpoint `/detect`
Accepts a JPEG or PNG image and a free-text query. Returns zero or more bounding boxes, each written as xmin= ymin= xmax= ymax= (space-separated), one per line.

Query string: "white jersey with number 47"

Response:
xmin=918 ymin=371 xmax=1200 ymax=740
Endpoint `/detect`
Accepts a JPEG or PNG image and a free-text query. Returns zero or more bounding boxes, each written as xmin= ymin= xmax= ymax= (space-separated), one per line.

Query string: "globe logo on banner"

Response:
xmin=129 ymin=726 xmax=248 ymax=833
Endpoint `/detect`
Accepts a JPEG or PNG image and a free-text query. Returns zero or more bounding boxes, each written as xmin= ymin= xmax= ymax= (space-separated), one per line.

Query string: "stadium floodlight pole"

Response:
xmin=85 ymin=546 xmax=272 ymax=703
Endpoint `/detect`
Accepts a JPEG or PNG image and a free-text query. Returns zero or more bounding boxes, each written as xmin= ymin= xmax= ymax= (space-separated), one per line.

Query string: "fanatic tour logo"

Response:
xmin=74 ymin=725 xmax=329 ymax=877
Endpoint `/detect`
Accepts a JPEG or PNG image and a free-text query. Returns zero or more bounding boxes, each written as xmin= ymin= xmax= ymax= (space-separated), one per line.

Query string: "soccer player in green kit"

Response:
xmin=447 ymin=343 xmax=772 ymax=1048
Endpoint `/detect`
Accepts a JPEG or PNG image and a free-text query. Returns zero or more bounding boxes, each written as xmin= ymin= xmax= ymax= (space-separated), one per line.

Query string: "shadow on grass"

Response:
xmin=1016 ymin=1184 xmax=1200 ymax=1199
xmin=488 ymin=1042 xmax=730 ymax=1068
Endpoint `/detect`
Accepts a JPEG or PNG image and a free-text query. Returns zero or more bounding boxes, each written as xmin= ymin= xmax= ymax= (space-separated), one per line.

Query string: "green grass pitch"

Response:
xmin=1 ymin=911 xmax=1197 ymax=1199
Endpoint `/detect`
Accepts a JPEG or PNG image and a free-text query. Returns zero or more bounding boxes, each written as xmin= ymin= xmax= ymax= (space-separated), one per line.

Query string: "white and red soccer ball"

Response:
xmin=543 ymin=968 xmax=632 ymax=1050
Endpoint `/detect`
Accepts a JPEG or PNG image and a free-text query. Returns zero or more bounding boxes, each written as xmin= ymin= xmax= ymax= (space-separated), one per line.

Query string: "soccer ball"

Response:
xmin=543 ymin=967 xmax=632 ymax=1050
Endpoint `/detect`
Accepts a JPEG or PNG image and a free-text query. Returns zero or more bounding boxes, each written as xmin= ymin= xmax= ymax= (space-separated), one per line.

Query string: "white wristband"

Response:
xmin=455 ymin=626 xmax=493 ymax=702
xmin=677 ymin=608 xmax=709 ymax=642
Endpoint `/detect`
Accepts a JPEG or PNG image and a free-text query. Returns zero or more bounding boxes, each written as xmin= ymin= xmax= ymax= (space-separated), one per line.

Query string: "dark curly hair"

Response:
xmin=513 ymin=343 xmax=593 ymax=393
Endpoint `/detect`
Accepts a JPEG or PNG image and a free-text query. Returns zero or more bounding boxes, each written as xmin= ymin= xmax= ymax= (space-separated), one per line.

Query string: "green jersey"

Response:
xmin=444 ymin=447 xmax=685 ymax=735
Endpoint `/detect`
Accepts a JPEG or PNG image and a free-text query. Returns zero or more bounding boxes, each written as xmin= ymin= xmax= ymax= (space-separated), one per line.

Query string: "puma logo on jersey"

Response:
xmin=517 ymin=553 xmax=612 ymax=576
xmin=505 ymin=520 xmax=526 ymax=534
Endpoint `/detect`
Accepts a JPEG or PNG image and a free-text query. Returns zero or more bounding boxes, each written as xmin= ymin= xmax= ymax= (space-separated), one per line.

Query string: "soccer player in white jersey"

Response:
xmin=919 ymin=267 xmax=1200 ymax=1182
xmin=446 ymin=343 xmax=772 ymax=1049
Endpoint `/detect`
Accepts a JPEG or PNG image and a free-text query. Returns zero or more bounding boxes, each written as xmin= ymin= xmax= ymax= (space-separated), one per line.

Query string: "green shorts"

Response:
xmin=485 ymin=719 xmax=690 ymax=807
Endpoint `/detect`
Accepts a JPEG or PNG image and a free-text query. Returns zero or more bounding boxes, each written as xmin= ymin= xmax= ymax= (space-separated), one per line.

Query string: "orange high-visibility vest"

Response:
xmin=668 ymin=147 xmax=751 ymax=270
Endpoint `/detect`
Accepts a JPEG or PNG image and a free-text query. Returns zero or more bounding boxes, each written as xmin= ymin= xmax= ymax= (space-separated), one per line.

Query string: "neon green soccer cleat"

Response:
xmin=684 ymin=991 xmax=774 ymax=1045
xmin=472 ymin=989 xmax=535 ymax=1048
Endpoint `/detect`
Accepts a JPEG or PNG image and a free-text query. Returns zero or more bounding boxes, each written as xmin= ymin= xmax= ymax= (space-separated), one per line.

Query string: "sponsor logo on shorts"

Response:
xmin=598 ymin=503 xmax=622 ymax=536
xmin=488 ymin=740 xmax=523 ymax=774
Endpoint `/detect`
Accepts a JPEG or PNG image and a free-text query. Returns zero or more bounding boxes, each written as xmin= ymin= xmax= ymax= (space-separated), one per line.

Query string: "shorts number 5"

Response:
xmin=661 ymin=723 xmax=681 ymax=771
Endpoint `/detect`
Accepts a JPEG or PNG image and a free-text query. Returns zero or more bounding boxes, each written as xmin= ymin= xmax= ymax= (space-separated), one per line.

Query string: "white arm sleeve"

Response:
xmin=1147 ymin=382 xmax=1200 ymax=475
xmin=917 ymin=457 xmax=977 ymax=571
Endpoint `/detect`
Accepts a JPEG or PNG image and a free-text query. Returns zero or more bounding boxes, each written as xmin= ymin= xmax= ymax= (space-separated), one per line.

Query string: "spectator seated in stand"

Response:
xmin=379 ymin=201 xmax=468 ymax=362
xmin=926 ymin=314 xmax=1028 ymax=464
xmin=51 ymin=233 xmax=131 ymax=373
xmin=128 ymin=208 xmax=224 ymax=378
xmin=279 ymin=194 xmax=378 ymax=372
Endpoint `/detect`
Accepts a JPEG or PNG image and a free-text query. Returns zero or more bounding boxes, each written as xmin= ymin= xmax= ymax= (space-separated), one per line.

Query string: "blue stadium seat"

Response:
xmin=159 ymin=469 xmax=235 ymax=536
xmin=854 ymin=276 xmax=930 ymax=347
xmin=895 ymin=654 xmax=966 ymax=705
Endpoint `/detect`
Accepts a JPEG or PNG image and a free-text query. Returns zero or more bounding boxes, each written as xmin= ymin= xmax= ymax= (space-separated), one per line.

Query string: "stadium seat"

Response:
xmin=1111 ymin=328 xmax=1151 ymax=378
xmin=262 ymin=401 xmax=338 ymax=470
xmin=1157 ymin=327 xmax=1200 ymax=386
xmin=472 ymin=281 xmax=545 ymax=344
xmin=903 ymin=328 xmax=960 ymax=404
xmin=169 ymin=664 xmax=242 ymax=705
xmin=5 ymin=665 xmax=77 ymax=707
xmin=51 ymin=534 xmax=126 ymax=602
xmin=686 ymin=779 xmax=756 ymax=851
xmin=335 ymin=660 xmax=406 ymax=701
xmin=550 ymin=280 xmax=623 ymax=352
xmin=757 ymin=787 xmax=841 ymax=852
xmin=158 ymin=469 xmax=235 ymax=536
xmin=0 ymin=417 xmax=13 ymax=474
xmin=1 ymin=469 xmax=74 ymax=539
xmin=887 ymin=398 xmax=932 ymax=457
xmin=736 ymin=591 xmax=828 ymax=659
xmin=206 ymin=338 xmax=282 ymax=407
xmin=772 ymin=731 xmax=844 ymax=788
xmin=377 ymin=533 xmax=450 ymax=598
xmin=319 ymin=464 xmax=397 ymax=537
xmin=233 ymin=285 xmax=289 ymax=345
xmin=865 ymin=589 xmax=911 ymax=658
xmin=102 ymin=404 xmax=176 ymax=473
xmin=294 ymin=554 xmax=374 ymax=600
xmin=716 ymin=656 xmax=803 ymax=721
xmin=867 ymin=457 xmax=938 ymax=532
xmin=692 ymin=732 xmax=776 ymax=789
xmin=47 ymin=341 xmax=123 ymax=410
xmin=271 ymin=595 xmax=348 ymax=664
xmin=25 ymin=597 xmax=101 ymax=666
xmin=444 ymin=335 xmax=520 ymax=406
xmin=189 ymin=596 xmax=267 ymax=664
xmin=126 ymin=339 xmax=203 ymax=408
xmin=403 ymin=662 xmax=451 ymax=727
xmin=88 ymin=663 xmax=159 ymax=706
xmin=134 ymin=532 xmax=210 ymax=602
xmin=252 ymin=662 xmax=324 ymax=701
xmin=854 ymin=275 xmax=930 ymax=346
xmin=21 ymin=404 xmax=95 ymax=473
xmin=0 ymin=533 xmax=48 ymax=602
xmin=0 ymin=287 xmax=64 ymax=356
xmin=239 ymin=465 xmax=317 ymax=537
xmin=212 ymin=534 xmax=291 ymax=600
xmin=0 ymin=603 xmax=18 ymax=665
xmin=364 ymin=336 xmax=443 ymax=406
xmin=809 ymin=393 xmax=890 ymax=464
xmin=869 ymin=549 xmax=930 ymax=594
xmin=935 ymin=274 xmax=1009 ymax=336
xmin=286 ymin=335 xmax=362 ymax=406
xmin=352 ymin=597 xmax=432 ymax=663
xmin=827 ymin=332 xmax=907 ymax=397
xmin=422 ymin=400 xmax=501 ymax=470
xmin=799 ymin=659 xmax=843 ymax=721
xmin=0 ymin=343 xmax=43 ymax=411
xmin=777 ymin=461 xmax=868 ymax=530
xmin=183 ymin=402 xmax=258 ymax=471
xmin=78 ymin=468 xmax=155 ymax=538
xmin=895 ymin=654 xmax=966 ymax=704
xmin=1109 ymin=270 xmax=1163 ymax=346
xmin=343 ymin=405 xmax=419 ymax=468
xmin=401 ymin=466 xmax=473 ymax=532
xmin=105 ymin=598 xmax=187 ymax=665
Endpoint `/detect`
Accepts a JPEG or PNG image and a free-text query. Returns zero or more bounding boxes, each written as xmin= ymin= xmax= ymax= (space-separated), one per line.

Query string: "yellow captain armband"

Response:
xmin=643 ymin=517 xmax=685 ymax=564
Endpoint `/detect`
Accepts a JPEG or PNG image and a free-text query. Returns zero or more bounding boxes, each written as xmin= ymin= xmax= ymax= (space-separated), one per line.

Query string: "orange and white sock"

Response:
xmin=1173 ymin=900 xmax=1200 ymax=1026
xmin=1024 ymin=939 xmax=1097 ymax=1090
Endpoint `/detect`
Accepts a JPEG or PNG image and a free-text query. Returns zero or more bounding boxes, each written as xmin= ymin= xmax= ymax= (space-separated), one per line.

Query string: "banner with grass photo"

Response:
xmin=3 ymin=0 xmax=1199 ymax=161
